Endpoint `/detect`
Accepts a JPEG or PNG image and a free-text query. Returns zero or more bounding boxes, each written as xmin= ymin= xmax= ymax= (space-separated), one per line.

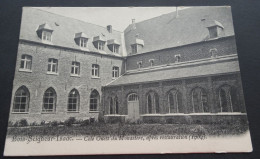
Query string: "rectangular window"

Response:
xmin=20 ymin=55 xmax=32 ymax=70
xmin=42 ymin=30 xmax=52 ymax=41
xmin=92 ymin=64 xmax=99 ymax=77
xmin=79 ymin=38 xmax=87 ymax=48
xmin=47 ymin=58 xmax=58 ymax=73
xmin=137 ymin=61 xmax=142 ymax=69
xmin=113 ymin=45 xmax=119 ymax=53
xmin=98 ymin=41 xmax=105 ymax=50
xmin=112 ymin=66 xmax=119 ymax=78
xmin=71 ymin=61 xmax=80 ymax=75
xmin=175 ymin=54 xmax=181 ymax=63
xmin=131 ymin=45 xmax=137 ymax=54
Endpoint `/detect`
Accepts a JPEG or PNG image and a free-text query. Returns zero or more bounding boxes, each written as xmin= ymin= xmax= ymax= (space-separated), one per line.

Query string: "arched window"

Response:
xmin=13 ymin=86 xmax=30 ymax=112
xmin=147 ymin=94 xmax=152 ymax=114
xmin=168 ymin=89 xmax=182 ymax=113
xmin=67 ymin=89 xmax=80 ymax=112
xmin=128 ymin=93 xmax=138 ymax=101
xmin=219 ymin=85 xmax=240 ymax=112
xmin=42 ymin=87 xmax=57 ymax=112
xmin=115 ymin=96 xmax=119 ymax=114
xmin=109 ymin=97 xmax=113 ymax=114
xmin=191 ymin=87 xmax=208 ymax=113
xmin=146 ymin=91 xmax=159 ymax=114
xmin=90 ymin=89 xmax=99 ymax=111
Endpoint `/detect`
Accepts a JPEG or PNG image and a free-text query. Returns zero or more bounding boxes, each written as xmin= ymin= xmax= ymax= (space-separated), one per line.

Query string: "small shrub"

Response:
xmin=64 ymin=117 xmax=76 ymax=127
xmin=40 ymin=121 xmax=46 ymax=126
xmin=50 ymin=121 xmax=59 ymax=127
xmin=13 ymin=121 xmax=19 ymax=127
xmin=19 ymin=119 xmax=28 ymax=127
xmin=8 ymin=121 xmax=13 ymax=127
xmin=30 ymin=121 xmax=38 ymax=126
xmin=80 ymin=119 xmax=90 ymax=126
xmin=90 ymin=117 xmax=95 ymax=124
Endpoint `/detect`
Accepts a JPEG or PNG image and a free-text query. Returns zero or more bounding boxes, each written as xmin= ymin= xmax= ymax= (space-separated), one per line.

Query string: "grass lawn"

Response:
xmin=7 ymin=122 xmax=249 ymax=137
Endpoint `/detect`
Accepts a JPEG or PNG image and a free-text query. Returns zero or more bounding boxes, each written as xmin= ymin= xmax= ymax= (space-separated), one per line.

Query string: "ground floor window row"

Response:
xmin=12 ymin=86 xmax=100 ymax=113
xmin=107 ymin=85 xmax=242 ymax=115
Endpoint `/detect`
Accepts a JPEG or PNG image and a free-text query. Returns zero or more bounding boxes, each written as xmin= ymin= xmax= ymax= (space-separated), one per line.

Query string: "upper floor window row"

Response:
xmin=19 ymin=55 xmax=120 ymax=78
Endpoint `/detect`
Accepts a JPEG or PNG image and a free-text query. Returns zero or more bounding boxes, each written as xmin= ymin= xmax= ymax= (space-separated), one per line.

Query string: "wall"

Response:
xmin=8 ymin=41 xmax=125 ymax=123
xmin=103 ymin=72 xmax=246 ymax=119
xmin=126 ymin=37 xmax=237 ymax=70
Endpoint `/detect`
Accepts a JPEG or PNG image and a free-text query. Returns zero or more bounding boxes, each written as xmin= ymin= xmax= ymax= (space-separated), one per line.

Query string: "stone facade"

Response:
xmin=8 ymin=7 xmax=247 ymax=124
xmin=9 ymin=41 xmax=124 ymax=123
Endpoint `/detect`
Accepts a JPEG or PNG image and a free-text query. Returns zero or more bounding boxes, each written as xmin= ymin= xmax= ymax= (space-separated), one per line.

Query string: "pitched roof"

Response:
xmin=106 ymin=55 xmax=239 ymax=86
xmin=20 ymin=7 xmax=124 ymax=56
xmin=124 ymin=6 xmax=235 ymax=54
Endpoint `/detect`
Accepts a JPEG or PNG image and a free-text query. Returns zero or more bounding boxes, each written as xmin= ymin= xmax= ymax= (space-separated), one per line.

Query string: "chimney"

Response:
xmin=107 ymin=25 xmax=112 ymax=33
xmin=176 ymin=6 xmax=179 ymax=18
xmin=132 ymin=19 xmax=136 ymax=30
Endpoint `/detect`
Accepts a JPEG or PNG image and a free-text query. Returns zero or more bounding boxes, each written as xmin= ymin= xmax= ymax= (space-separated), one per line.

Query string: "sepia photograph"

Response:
xmin=3 ymin=6 xmax=252 ymax=156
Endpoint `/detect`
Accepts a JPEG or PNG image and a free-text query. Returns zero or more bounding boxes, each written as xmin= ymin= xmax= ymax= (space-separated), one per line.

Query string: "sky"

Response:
xmin=34 ymin=7 xmax=189 ymax=32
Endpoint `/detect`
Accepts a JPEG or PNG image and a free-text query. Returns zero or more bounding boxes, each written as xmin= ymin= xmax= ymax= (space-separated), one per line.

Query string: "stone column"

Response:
xmin=181 ymin=79 xmax=188 ymax=114
xmin=207 ymin=76 xmax=215 ymax=113
xmin=157 ymin=82 xmax=164 ymax=114
xmin=121 ymin=86 xmax=126 ymax=115
xmin=138 ymin=84 xmax=143 ymax=114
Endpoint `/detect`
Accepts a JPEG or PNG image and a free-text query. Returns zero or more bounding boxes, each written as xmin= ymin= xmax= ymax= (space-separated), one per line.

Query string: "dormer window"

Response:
xmin=80 ymin=38 xmax=87 ymax=48
xmin=131 ymin=38 xmax=144 ymax=54
xmin=210 ymin=48 xmax=218 ymax=58
xmin=175 ymin=54 xmax=181 ymax=62
xmin=74 ymin=32 xmax=89 ymax=49
xmin=36 ymin=23 xmax=53 ymax=43
xmin=149 ymin=59 xmax=154 ymax=67
xmin=206 ymin=20 xmax=224 ymax=39
xmin=107 ymin=39 xmax=120 ymax=53
xmin=98 ymin=41 xmax=105 ymax=50
xmin=93 ymin=36 xmax=106 ymax=51
xmin=42 ymin=30 xmax=52 ymax=41
xmin=137 ymin=61 xmax=143 ymax=69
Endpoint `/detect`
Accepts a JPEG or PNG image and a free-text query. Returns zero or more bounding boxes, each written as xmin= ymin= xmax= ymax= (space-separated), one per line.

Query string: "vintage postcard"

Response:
xmin=4 ymin=6 xmax=252 ymax=156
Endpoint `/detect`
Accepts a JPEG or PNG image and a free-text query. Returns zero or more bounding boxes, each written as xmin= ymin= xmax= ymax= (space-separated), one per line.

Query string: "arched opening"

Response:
xmin=191 ymin=87 xmax=208 ymax=113
xmin=146 ymin=91 xmax=160 ymax=114
xmin=168 ymin=89 xmax=182 ymax=113
xmin=109 ymin=97 xmax=113 ymax=114
xmin=13 ymin=86 xmax=30 ymax=112
xmin=67 ymin=89 xmax=80 ymax=112
xmin=115 ymin=96 xmax=119 ymax=114
xmin=42 ymin=87 xmax=57 ymax=112
xmin=90 ymin=89 xmax=99 ymax=111
xmin=219 ymin=85 xmax=240 ymax=112
xmin=127 ymin=93 xmax=139 ymax=122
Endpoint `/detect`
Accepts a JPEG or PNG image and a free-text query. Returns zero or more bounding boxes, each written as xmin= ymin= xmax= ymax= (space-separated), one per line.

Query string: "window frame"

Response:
xmin=112 ymin=45 xmax=119 ymax=53
xmin=42 ymin=30 xmax=52 ymax=42
xmin=71 ymin=61 xmax=80 ymax=76
xmin=47 ymin=58 xmax=58 ymax=74
xmin=112 ymin=66 xmax=119 ymax=79
xmin=42 ymin=88 xmax=57 ymax=113
xmin=12 ymin=86 xmax=30 ymax=113
xmin=97 ymin=41 xmax=105 ymax=51
xmin=131 ymin=44 xmax=137 ymax=54
xmin=67 ymin=89 xmax=80 ymax=112
xmin=20 ymin=54 xmax=32 ymax=71
xmin=79 ymin=38 xmax=88 ymax=48
xmin=175 ymin=54 xmax=181 ymax=63
xmin=92 ymin=64 xmax=100 ymax=78
xmin=89 ymin=90 xmax=100 ymax=112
